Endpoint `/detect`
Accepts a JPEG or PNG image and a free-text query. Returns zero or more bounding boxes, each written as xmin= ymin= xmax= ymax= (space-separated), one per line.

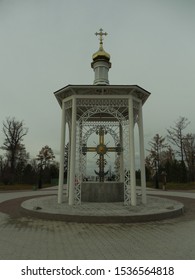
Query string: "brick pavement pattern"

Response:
xmin=0 ymin=188 xmax=195 ymax=260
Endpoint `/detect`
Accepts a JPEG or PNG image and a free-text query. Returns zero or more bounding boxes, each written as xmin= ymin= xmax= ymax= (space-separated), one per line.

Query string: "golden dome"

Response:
xmin=92 ymin=44 xmax=110 ymax=61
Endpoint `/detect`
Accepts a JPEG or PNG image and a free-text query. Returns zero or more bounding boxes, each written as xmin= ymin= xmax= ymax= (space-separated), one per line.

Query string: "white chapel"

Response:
xmin=54 ymin=29 xmax=150 ymax=206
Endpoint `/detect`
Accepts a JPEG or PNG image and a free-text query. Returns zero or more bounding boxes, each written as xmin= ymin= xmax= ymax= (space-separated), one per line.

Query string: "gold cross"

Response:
xmin=95 ymin=28 xmax=108 ymax=45
xmin=82 ymin=127 xmax=121 ymax=182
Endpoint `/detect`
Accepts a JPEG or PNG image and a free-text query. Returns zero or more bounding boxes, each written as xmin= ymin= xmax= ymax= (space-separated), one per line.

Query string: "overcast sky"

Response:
xmin=0 ymin=0 xmax=194 ymax=163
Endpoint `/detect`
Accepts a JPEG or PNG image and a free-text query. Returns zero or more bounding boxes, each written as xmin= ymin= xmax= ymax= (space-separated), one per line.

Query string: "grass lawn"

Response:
xmin=147 ymin=181 xmax=195 ymax=191
xmin=0 ymin=182 xmax=194 ymax=191
xmin=0 ymin=184 xmax=51 ymax=191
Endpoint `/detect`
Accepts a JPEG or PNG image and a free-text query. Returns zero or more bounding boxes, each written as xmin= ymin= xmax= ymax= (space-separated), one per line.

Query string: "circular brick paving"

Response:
xmin=0 ymin=194 xmax=189 ymax=223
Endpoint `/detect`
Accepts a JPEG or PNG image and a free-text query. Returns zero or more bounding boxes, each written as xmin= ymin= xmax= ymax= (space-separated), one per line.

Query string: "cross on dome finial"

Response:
xmin=95 ymin=28 xmax=108 ymax=45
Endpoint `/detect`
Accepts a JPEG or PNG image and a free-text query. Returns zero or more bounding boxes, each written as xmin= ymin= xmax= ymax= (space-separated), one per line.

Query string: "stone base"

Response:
xmin=20 ymin=195 xmax=185 ymax=223
xmin=81 ymin=182 xmax=124 ymax=202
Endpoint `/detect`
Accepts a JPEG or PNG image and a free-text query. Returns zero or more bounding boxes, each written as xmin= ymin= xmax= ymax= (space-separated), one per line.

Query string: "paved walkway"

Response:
xmin=0 ymin=186 xmax=195 ymax=259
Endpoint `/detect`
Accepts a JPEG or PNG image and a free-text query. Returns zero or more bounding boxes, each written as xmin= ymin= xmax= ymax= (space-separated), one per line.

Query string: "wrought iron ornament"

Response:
xmin=82 ymin=127 xmax=121 ymax=182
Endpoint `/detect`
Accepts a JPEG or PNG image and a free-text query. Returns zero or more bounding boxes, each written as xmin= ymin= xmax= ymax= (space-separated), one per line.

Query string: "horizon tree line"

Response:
xmin=0 ymin=117 xmax=58 ymax=186
xmin=146 ymin=116 xmax=195 ymax=187
xmin=0 ymin=116 xmax=194 ymax=187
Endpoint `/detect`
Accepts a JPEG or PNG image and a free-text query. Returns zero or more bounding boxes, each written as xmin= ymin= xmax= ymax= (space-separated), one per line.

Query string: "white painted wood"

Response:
xmin=128 ymin=96 xmax=136 ymax=206
xmin=58 ymin=100 xmax=66 ymax=204
xmin=138 ymin=102 xmax=147 ymax=204
xmin=68 ymin=97 xmax=77 ymax=205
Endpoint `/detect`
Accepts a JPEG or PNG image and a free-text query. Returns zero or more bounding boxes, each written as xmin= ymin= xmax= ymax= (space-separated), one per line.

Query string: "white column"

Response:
xmin=66 ymin=123 xmax=71 ymax=198
xmin=119 ymin=123 xmax=124 ymax=182
xmin=68 ymin=97 xmax=76 ymax=205
xmin=138 ymin=102 xmax=147 ymax=204
xmin=58 ymin=100 xmax=66 ymax=204
xmin=128 ymin=96 xmax=136 ymax=206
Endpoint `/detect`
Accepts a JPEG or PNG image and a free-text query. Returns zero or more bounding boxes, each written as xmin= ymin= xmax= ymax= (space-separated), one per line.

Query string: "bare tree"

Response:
xmin=147 ymin=134 xmax=168 ymax=188
xmin=36 ymin=145 xmax=55 ymax=166
xmin=183 ymin=133 xmax=195 ymax=181
xmin=36 ymin=145 xmax=55 ymax=188
xmin=167 ymin=116 xmax=190 ymax=162
xmin=1 ymin=117 xmax=28 ymax=180
xmin=15 ymin=146 xmax=29 ymax=183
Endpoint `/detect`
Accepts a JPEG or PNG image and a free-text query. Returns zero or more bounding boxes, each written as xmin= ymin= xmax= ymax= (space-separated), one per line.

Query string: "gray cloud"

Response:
xmin=0 ymin=0 xmax=194 ymax=161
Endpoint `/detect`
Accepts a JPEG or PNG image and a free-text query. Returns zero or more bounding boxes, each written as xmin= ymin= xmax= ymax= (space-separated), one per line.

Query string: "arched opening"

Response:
xmin=84 ymin=129 xmax=117 ymax=182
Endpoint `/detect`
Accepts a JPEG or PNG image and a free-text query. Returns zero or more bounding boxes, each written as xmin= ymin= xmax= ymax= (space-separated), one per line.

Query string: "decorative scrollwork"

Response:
xmin=77 ymin=98 xmax=128 ymax=107
xmin=64 ymin=100 xmax=72 ymax=109
xmin=68 ymin=96 xmax=139 ymax=205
